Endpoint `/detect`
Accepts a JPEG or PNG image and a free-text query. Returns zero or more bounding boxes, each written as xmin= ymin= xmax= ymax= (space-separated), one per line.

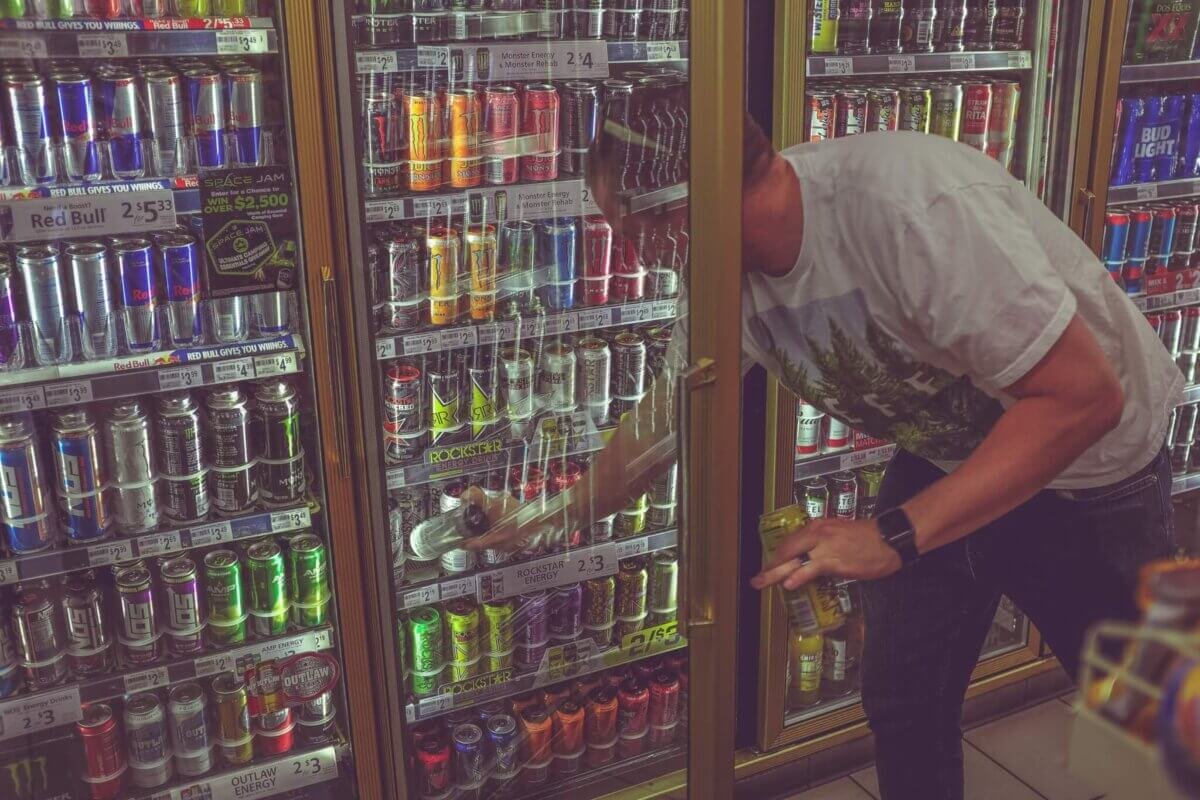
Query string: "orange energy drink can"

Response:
xmin=574 ymin=674 xmax=602 ymax=702
xmin=541 ymin=683 xmax=571 ymax=711
xmin=467 ymin=224 xmax=497 ymax=320
xmin=585 ymin=686 xmax=619 ymax=744
xmin=406 ymin=89 xmax=442 ymax=161
xmin=428 ymin=226 xmax=460 ymax=326
xmin=509 ymin=691 xmax=541 ymax=720
xmin=553 ymin=699 xmax=585 ymax=753
xmin=520 ymin=705 xmax=554 ymax=762
xmin=449 ymin=157 xmax=482 ymax=188
xmin=758 ymin=504 xmax=845 ymax=634
xmin=448 ymin=88 xmax=480 ymax=158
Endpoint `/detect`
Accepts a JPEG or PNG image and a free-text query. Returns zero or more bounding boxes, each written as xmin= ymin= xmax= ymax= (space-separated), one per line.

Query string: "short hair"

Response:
xmin=744 ymin=111 xmax=776 ymax=191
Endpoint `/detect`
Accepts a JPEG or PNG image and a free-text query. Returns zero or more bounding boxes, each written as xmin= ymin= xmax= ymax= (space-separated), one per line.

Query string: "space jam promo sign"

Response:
xmin=244 ymin=653 xmax=340 ymax=715
xmin=200 ymin=167 xmax=299 ymax=297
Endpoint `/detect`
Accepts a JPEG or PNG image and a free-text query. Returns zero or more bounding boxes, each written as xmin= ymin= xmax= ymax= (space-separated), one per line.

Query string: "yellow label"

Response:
xmin=759 ymin=504 xmax=845 ymax=633
xmin=810 ymin=0 xmax=839 ymax=53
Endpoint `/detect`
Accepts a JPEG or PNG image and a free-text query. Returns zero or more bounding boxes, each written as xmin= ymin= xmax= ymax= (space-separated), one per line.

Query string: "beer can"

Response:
xmin=929 ymin=82 xmax=963 ymax=140
xmin=204 ymin=549 xmax=246 ymax=647
xmin=126 ymin=692 xmax=174 ymax=788
xmin=985 ymin=80 xmax=1021 ymax=169
xmin=834 ymin=90 xmax=867 ymax=137
xmin=806 ymin=89 xmax=837 ymax=141
xmin=1164 ymin=309 xmax=1185 ymax=357
xmin=959 ymin=81 xmax=992 ymax=152
xmin=213 ymin=672 xmax=254 ymax=766
xmin=52 ymin=409 xmax=112 ymax=543
xmin=898 ymin=85 xmax=931 ymax=133
xmin=288 ymin=533 xmax=331 ymax=628
xmin=831 ymin=470 xmax=859 ymax=520
xmin=115 ymin=565 xmax=163 ymax=667
xmin=864 ymin=88 xmax=899 ymax=132
xmin=62 ymin=571 xmax=112 ymax=678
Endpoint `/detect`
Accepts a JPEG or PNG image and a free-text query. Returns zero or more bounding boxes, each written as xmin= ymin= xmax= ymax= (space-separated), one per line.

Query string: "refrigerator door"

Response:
xmin=0 ymin=3 xmax=373 ymax=800
xmin=326 ymin=1 xmax=741 ymax=798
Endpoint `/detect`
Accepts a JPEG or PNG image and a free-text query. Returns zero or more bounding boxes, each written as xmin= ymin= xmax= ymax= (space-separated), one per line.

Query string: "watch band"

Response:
xmin=877 ymin=507 xmax=920 ymax=567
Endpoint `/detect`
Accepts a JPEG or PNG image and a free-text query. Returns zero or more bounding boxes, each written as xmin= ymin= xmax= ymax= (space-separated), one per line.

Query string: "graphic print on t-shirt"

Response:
xmin=747 ymin=289 xmax=1005 ymax=461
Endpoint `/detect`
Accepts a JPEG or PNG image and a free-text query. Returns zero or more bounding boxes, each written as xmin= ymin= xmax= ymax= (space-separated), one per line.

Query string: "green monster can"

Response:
xmin=213 ymin=0 xmax=251 ymax=15
xmin=408 ymin=606 xmax=444 ymax=673
xmin=288 ymin=534 xmax=331 ymax=628
xmin=46 ymin=0 xmax=78 ymax=17
xmin=204 ymin=550 xmax=246 ymax=646
xmin=0 ymin=0 xmax=24 ymax=18
xmin=246 ymin=541 xmax=290 ymax=637
xmin=176 ymin=0 xmax=211 ymax=16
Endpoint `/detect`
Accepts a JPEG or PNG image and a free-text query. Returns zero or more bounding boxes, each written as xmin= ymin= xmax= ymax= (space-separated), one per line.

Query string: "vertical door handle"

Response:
xmin=322 ymin=266 xmax=351 ymax=479
xmin=1079 ymin=187 xmax=1097 ymax=244
xmin=680 ymin=358 xmax=717 ymax=631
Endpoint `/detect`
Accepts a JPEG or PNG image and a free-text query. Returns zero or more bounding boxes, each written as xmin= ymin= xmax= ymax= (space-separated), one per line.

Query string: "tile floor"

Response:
xmin=786 ymin=693 xmax=1110 ymax=800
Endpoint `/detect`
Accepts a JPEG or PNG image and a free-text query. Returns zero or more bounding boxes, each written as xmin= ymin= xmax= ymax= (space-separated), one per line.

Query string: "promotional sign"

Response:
xmin=200 ymin=167 xmax=299 ymax=298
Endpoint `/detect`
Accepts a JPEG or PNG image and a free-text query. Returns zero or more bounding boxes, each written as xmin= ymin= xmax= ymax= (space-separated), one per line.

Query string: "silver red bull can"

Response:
xmin=142 ymin=68 xmax=189 ymax=176
xmin=225 ymin=65 xmax=264 ymax=167
xmin=97 ymin=69 xmax=146 ymax=180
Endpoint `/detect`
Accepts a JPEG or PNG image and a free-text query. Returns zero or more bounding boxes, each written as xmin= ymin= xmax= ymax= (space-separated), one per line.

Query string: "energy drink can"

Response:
xmin=537 ymin=218 xmax=577 ymax=311
xmin=466 ymin=223 xmax=498 ymax=321
xmin=213 ymin=672 xmax=254 ymax=766
xmin=540 ymin=342 xmax=577 ymax=412
xmin=162 ymin=556 xmax=206 ymax=656
xmin=409 ymin=606 xmax=445 ymax=673
xmin=759 ymin=505 xmax=845 ymax=634
xmin=0 ymin=416 xmax=55 ymax=554
xmin=157 ymin=392 xmax=209 ymax=522
xmin=16 ymin=244 xmax=67 ymax=365
xmin=97 ymin=70 xmax=145 ymax=180
xmin=246 ymin=540 xmax=289 ymax=637
xmin=428 ymin=226 xmax=461 ymax=326
xmin=158 ymin=232 xmax=203 ymax=346
xmin=112 ymin=237 xmax=160 ymax=353
xmin=468 ymin=355 xmax=500 ymax=439
xmin=500 ymin=347 xmax=534 ymax=422
xmin=115 ymin=565 xmax=163 ymax=666
xmin=184 ymin=67 xmax=226 ymax=170
xmin=65 ymin=241 xmax=116 ymax=358
xmin=499 ymin=219 xmax=536 ymax=307
xmin=429 ymin=358 xmax=464 ymax=439
xmin=205 ymin=386 xmax=256 ymax=515
xmin=169 ymin=682 xmax=213 ymax=777
xmin=104 ymin=401 xmax=159 ymax=535
xmin=225 ymin=66 xmax=264 ymax=167
xmin=52 ymin=409 xmax=112 ymax=543
xmin=62 ymin=570 xmax=112 ymax=678
xmin=126 ymin=692 xmax=174 ymax=788
xmin=54 ymin=73 xmax=102 ymax=182
xmin=0 ymin=255 xmax=17 ymax=367
xmin=142 ymin=68 xmax=189 ymax=177
xmin=14 ymin=581 xmax=68 ymax=690
xmin=288 ymin=533 xmax=330 ymax=628
xmin=254 ymin=380 xmax=305 ymax=507
xmin=78 ymin=703 xmax=126 ymax=797
xmin=5 ymin=73 xmax=55 ymax=184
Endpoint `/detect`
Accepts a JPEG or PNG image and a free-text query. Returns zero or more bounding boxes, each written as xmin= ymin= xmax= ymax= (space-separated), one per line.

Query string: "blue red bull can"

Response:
xmin=184 ymin=67 xmax=226 ymax=170
xmin=1122 ymin=260 xmax=1145 ymax=296
xmin=1127 ymin=207 xmax=1154 ymax=260
xmin=1135 ymin=92 xmax=1183 ymax=183
xmin=51 ymin=409 xmax=111 ymax=543
xmin=224 ymin=65 xmax=263 ymax=167
xmin=156 ymin=231 xmax=202 ymax=346
xmin=53 ymin=73 xmax=102 ymax=183
xmin=536 ymin=217 xmax=577 ymax=311
xmin=1112 ymin=94 xmax=1145 ymax=186
xmin=98 ymin=69 xmax=145 ymax=180
xmin=1102 ymin=211 xmax=1130 ymax=264
xmin=0 ymin=416 xmax=55 ymax=555
xmin=112 ymin=236 xmax=159 ymax=353
xmin=4 ymin=72 xmax=56 ymax=185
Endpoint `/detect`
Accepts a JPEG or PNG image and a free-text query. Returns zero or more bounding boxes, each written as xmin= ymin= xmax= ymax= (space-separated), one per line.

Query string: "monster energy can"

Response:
xmin=205 ymin=387 xmax=257 ymax=515
xmin=156 ymin=393 xmax=209 ymax=523
xmin=246 ymin=541 xmax=290 ymax=636
xmin=203 ymin=550 xmax=246 ymax=646
xmin=288 ymin=533 xmax=331 ymax=628
xmin=253 ymin=380 xmax=305 ymax=507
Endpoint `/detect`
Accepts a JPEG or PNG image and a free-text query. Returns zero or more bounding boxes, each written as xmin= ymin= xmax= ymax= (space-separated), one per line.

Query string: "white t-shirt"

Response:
xmin=741 ymin=131 xmax=1183 ymax=490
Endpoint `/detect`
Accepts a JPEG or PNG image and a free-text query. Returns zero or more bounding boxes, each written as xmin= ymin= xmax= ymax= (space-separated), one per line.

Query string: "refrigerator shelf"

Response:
xmin=395 ymin=528 xmax=679 ymax=610
xmin=363 ymin=177 xmax=599 ymax=223
xmin=1131 ymin=287 xmax=1200 ymax=312
xmin=405 ymin=631 xmax=687 ymax=722
xmin=125 ymin=743 xmax=347 ymax=800
xmin=806 ymin=50 xmax=1032 ymax=78
xmin=784 ymin=691 xmax=861 ymax=727
xmin=794 ymin=444 xmax=897 ymax=480
xmin=1107 ymin=177 xmax=1200 ymax=205
xmin=353 ymin=37 xmax=689 ymax=75
xmin=385 ymin=417 xmax=614 ymax=490
xmin=1121 ymin=60 xmax=1200 ymax=84
xmin=0 ymin=334 xmax=306 ymax=414
xmin=0 ymin=19 xmax=276 ymax=59
xmin=0 ymin=626 xmax=335 ymax=744
xmin=376 ymin=299 xmax=676 ymax=360
xmin=0 ymin=503 xmax=314 ymax=587
xmin=1173 ymin=471 xmax=1200 ymax=496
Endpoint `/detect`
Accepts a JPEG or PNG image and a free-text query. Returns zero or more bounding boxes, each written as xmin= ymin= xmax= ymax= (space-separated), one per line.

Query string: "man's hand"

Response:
xmin=751 ymin=518 xmax=902 ymax=591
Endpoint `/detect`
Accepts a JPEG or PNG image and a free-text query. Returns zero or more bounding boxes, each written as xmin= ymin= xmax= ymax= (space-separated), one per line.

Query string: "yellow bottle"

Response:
xmin=759 ymin=504 xmax=846 ymax=634
xmin=790 ymin=628 xmax=825 ymax=709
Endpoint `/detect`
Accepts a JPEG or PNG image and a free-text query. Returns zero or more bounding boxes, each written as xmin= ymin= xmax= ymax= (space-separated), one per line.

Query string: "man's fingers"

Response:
xmin=760 ymin=528 xmax=819 ymax=573
xmin=781 ymin=560 xmax=825 ymax=591
xmin=750 ymin=557 xmax=808 ymax=590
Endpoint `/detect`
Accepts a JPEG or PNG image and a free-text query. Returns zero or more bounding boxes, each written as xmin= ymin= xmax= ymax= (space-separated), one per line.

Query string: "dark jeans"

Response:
xmin=861 ymin=447 xmax=1174 ymax=800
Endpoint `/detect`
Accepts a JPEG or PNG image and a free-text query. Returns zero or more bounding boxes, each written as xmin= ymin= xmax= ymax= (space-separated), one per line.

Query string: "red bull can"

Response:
xmin=225 ymin=65 xmax=264 ymax=167
xmin=184 ymin=67 xmax=226 ymax=170
xmin=98 ymin=70 xmax=145 ymax=180
xmin=5 ymin=72 xmax=55 ymax=184
xmin=142 ymin=69 xmax=189 ymax=176
xmin=113 ymin=237 xmax=160 ymax=353
xmin=157 ymin=232 xmax=202 ymax=346
xmin=54 ymin=73 xmax=102 ymax=182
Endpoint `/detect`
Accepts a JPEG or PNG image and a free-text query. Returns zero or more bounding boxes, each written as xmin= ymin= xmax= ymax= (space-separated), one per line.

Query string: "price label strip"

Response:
xmin=887 ymin=55 xmax=915 ymax=72
xmin=0 ymin=35 xmax=47 ymax=60
xmin=478 ymin=543 xmax=617 ymax=602
xmin=0 ymin=686 xmax=81 ymax=742
xmin=136 ymin=530 xmax=183 ymax=558
xmin=213 ymin=357 xmax=256 ymax=384
xmin=216 ymin=28 xmax=269 ymax=55
xmin=88 ymin=539 xmax=135 ymax=568
xmin=439 ymin=576 xmax=478 ymax=602
xmin=1136 ymin=184 xmax=1159 ymax=201
xmin=376 ymin=337 xmax=399 ymax=360
xmin=158 ymin=365 xmax=203 ymax=391
xmin=76 ymin=33 xmax=128 ymax=58
xmin=269 ymin=507 xmax=311 ymax=532
xmin=0 ymin=190 xmax=176 ymax=243
xmin=401 ymin=584 xmax=441 ymax=610
xmin=822 ymin=57 xmax=854 ymax=75
xmin=188 ymin=520 xmax=233 ymax=548
xmin=124 ymin=666 xmax=171 ymax=695
xmin=253 ymin=351 xmax=298 ymax=378
xmin=356 ymin=50 xmax=400 ymax=74
xmin=0 ymin=386 xmax=46 ymax=415
xmin=476 ymin=41 xmax=608 ymax=81
xmin=173 ymin=746 xmax=339 ymax=800
xmin=44 ymin=380 xmax=93 ymax=407
xmin=0 ymin=561 xmax=16 ymax=586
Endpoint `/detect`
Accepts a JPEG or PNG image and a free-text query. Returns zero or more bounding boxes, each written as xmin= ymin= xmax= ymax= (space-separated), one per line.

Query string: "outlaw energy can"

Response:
xmin=125 ymin=692 xmax=174 ymax=788
xmin=169 ymin=682 xmax=213 ymax=777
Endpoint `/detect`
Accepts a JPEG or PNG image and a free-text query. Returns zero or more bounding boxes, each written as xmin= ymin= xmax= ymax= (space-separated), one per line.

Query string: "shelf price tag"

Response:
xmin=44 ymin=381 xmax=93 ymax=407
xmin=440 ymin=576 xmax=478 ymax=602
xmin=77 ymin=33 xmax=128 ymax=58
xmin=0 ymin=386 xmax=46 ymax=415
xmin=1007 ymin=51 xmax=1031 ymax=68
xmin=0 ymin=686 xmax=81 ymax=742
xmin=190 ymin=747 xmax=339 ymax=800
xmin=478 ymin=543 xmax=617 ymax=602
xmin=194 ymin=652 xmax=233 ymax=678
xmin=136 ymin=530 xmax=182 ymax=558
xmin=1136 ymin=184 xmax=1159 ymax=201
xmin=386 ymin=468 xmax=406 ymax=491
xmin=617 ymin=302 xmax=656 ymax=326
xmin=645 ymin=41 xmax=682 ymax=61
xmin=440 ymin=328 xmax=476 ymax=350
xmin=576 ymin=308 xmax=614 ymax=331
xmin=88 ymin=539 xmax=135 ymax=568
xmin=189 ymin=520 xmax=233 ymax=548
xmin=376 ymin=337 xmax=398 ymax=360
xmin=0 ymin=190 xmax=175 ymax=243
xmin=158 ymin=365 xmax=203 ymax=391
xmin=401 ymin=584 xmax=440 ymax=610
xmin=948 ymin=53 xmax=977 ymax=70
xmin=270 ymin=508 xmax=311 ymax=532
xmin=887 ymin=55 xmax=915 ymax=72
xmin=418 ymin=46 xmax=451 ymax=68
xmin=619 ymin=620 xmax=681 ymax=658
xmin=412 ymin=193 xmax=465 ymax=218
xmin=216 ymin=29 xmax=269 ymax=54
xmin=213 ymin=357 xmax=255 ymax=383
xmin=357 ymin=50 xmax=400 ymax=74
xmin=365 ymin=199 xmax=405 ymax=224
xmin=402 ymin=331 xmax=441 ymax=356
xmin=124 ymin=666 xmax=170 ymax=695
xmin=0 ymin=36 xmax=47 ymax=60
xmin=823 ymin=57 xmax=853 ymax=75
xmin=254 ymin=351 xmax=297 ymax=378
xmin=0 ymin=561 xmax=16 ymax=586
xmin=615 ymin=537 xmax=648 ymax=559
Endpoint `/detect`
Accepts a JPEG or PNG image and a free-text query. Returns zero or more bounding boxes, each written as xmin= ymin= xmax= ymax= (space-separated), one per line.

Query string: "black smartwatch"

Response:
xmin=877 ymin=507 xmax=920 ymax=567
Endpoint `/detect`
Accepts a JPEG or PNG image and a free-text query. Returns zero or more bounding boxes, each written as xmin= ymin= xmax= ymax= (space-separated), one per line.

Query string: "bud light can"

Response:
xmin=184 ymin=67 xmax=226 ymax=170
xmin=113 ymin=236 xmax=160 ymax=353
xmin=536 ymin=218 xmax=577 ymax=311
xmin=1149 ymin=205 xmax=1178 ymax=261
xmin=5 ymin=73 xmax=55 ymax=185
xmin=0 ymin=416 xmax=55 ymax=554
xmin=1135 ymin=93 xmax=1182 ymax=183
xmin=157 ymin=232 xmax=202 ymax=346
xmin=65 ymin=241 xmax=116 ymax=359
xmin=143 ymin=69 xmax=189 ymax=176
xmin=52 ymin=409 xmax=112 ymax=543
xmin=98 ymin=69 xmax=146 ymax=180
xmin=54 ymin=73 xmax=102 ymax=182
xmin=225 ymin=65 xmax=264 ymax=167
xmin=1111 ymin=94 xmax=1145 ymax=186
